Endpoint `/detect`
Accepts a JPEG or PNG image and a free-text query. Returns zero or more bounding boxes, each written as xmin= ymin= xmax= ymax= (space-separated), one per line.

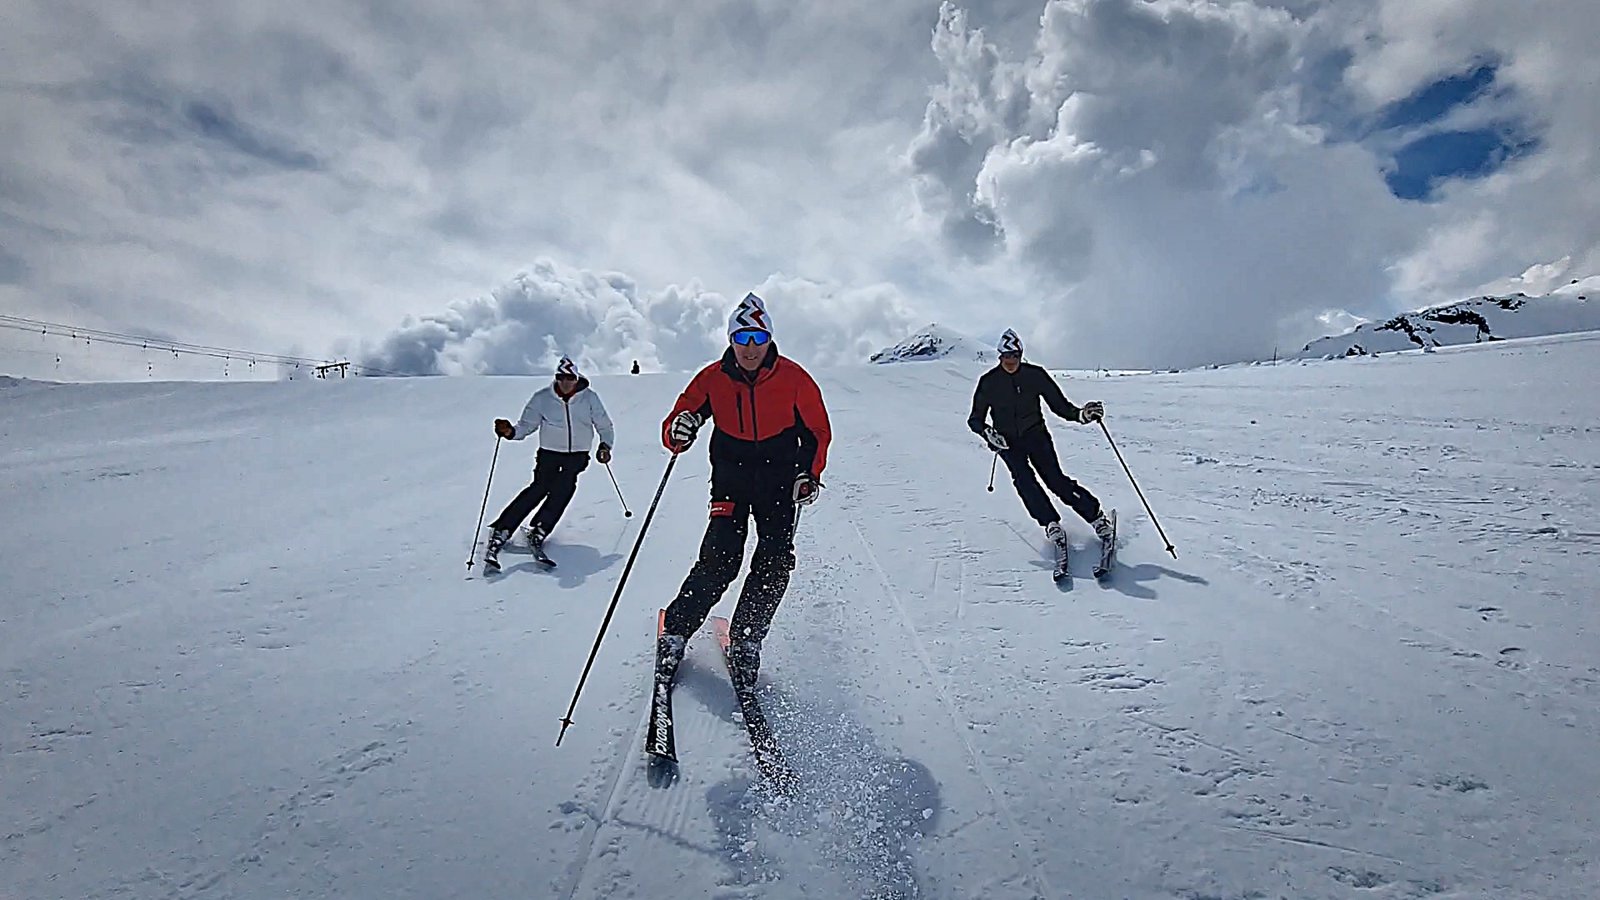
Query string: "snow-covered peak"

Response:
xmin=1300 ymin=281 xmax=1599 ymax=358
xmin=869 ymin=323 xmax=991 ymax=365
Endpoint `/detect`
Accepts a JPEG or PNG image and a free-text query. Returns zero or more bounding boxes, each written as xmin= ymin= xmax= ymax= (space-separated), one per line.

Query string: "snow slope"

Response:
xmin=1300 ymin=276 xmax=1600 ymax=357
xmin=3 ymin=336 xmax=1597 ymax=899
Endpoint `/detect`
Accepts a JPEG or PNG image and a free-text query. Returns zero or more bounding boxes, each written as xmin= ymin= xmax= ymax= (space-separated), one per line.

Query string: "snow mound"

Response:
xmin=1300 ymin=278 xmax=1600 ymax=358
xmin=870 ymin=323 xmax=991 ymax=364
xmin=0 ymin=375 xmax=53 ymax=390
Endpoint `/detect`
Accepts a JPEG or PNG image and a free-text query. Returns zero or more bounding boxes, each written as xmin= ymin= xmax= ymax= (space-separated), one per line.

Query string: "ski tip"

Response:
xmin=708 ymin=615 xmax=732 ymax=647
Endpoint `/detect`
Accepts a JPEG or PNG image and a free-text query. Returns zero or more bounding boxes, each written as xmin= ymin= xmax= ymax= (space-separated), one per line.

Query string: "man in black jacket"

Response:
xmin=968 ymin=329 xmax=1112 ymax=551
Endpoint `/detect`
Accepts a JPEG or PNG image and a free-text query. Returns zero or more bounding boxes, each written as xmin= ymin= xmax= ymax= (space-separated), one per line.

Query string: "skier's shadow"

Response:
xmin=1096 ymin=561 xmax=1207 ymax=600
xmin=497 ymin=542 xmax=623 ymax=587
xmin=1024 ymin=549 xmax=1206 ymax=599
xmin=702 ymin=681 xmax=940 ymax=896
xmin=1007 ymin=519 xmax=1206 ymax=600
xmin=668 ymin=657 xmax=742 ymax=727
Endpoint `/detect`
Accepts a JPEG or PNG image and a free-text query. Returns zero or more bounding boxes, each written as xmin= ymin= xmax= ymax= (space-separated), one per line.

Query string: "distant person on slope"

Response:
xmin=482 ymin=356 xmax=615 ymax=571
xmin=655 ymin=292 xmax=832 ymax=691
xmin=968 ymin=329 xmax=1112 ymax=556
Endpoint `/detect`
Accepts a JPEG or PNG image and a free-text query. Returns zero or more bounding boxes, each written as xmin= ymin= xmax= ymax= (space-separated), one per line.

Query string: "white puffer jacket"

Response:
xmin=509 ymin=378 xmax=615 ymax=453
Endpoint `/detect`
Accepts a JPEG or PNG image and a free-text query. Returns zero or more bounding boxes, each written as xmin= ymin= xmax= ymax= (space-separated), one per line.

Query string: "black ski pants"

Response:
xmin=999 ymin=428 xmax=1102 ymax=527
xmin=489 ymin=448 xmax=589 ymax=535
xmin=664 ymin=491 xmax=798 ymax=646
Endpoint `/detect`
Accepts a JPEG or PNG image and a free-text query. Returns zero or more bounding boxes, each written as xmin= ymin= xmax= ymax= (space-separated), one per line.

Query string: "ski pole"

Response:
xmin=557 ymin=451 xmax=680 ymax=746
xmin=466 ymin=437 xmax=502 ymax=570
xmin=1098 ymin=420 xmax=1177 ymax=559
xmin=603 ymin=461 xmax=632 ymax=518
xmin=987 ymin=452 xmax=998 ymax=492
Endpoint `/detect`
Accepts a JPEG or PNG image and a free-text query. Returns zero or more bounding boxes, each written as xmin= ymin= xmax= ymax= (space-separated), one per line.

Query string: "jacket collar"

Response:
xmin=551 ymin=375 xmax=590 ymax=398
xmin=719 ymin=343 xmax=779 ymax=384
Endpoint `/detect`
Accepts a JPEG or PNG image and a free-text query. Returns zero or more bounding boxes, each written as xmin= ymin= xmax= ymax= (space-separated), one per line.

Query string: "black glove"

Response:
xmin=494 ymin=418 xmax=515 ymax=439
xmin=982 ymin=426 xmax=1009 ymax=452
xmin=596 ymin=443 xmax=612 ymax=465
xmin=667 ymin=411 xmax=702 ymax=451
xmin=793 ymin=473 xmax=822 ymax=506
xmin=1077 ymin=401 xmax=1104 ymax=424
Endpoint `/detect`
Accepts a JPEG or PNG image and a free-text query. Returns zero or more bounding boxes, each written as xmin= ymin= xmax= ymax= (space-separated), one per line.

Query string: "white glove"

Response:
xmin=1077 ymin=401 xmax=1104 ymax=424
xmin=793 ymin=473 xmax=822 ymax=506
xmin=668 ymin=411 xmax=702 ymax=449
xmin=982 ymin=426 xmax=1009 ymax=452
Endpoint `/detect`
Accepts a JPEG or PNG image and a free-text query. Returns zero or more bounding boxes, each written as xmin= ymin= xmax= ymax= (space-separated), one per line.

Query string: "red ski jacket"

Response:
xmin=661 ymin=347 xmax=831 ymax=480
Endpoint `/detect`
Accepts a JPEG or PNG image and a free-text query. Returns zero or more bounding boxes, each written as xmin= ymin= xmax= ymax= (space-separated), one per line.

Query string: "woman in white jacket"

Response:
xmin=483 ymin=356 xmax=615 ymax=570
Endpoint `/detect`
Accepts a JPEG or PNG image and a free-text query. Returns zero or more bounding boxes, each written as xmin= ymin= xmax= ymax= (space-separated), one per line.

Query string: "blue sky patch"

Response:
xmin=1385 ymin=127 xmax=1539 ymax=200
xmin=1377 ymin=63 xmax=1497 ymax=130
xmin=1363 ymin=62 xmax=1540 ymax=201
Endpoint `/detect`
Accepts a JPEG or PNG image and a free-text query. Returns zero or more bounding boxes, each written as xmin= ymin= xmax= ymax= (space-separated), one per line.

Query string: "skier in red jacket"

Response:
xmin=655 ymin=292 xmax=832 ymax=690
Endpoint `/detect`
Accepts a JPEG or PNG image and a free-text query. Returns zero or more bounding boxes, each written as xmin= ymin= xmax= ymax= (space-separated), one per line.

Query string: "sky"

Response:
xmin=1 ymin=0 xmax=1597 ymax=378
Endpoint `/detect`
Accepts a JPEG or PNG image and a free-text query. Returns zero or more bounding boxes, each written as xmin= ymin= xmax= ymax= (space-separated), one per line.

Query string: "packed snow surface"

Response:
xmin=3 ymin=333 xmax=1597 ymax=899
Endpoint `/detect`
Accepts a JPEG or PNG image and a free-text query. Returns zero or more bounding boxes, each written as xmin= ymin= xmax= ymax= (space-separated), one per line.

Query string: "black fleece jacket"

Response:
xmin=967 ymin=362 xmax=1081 ymax=441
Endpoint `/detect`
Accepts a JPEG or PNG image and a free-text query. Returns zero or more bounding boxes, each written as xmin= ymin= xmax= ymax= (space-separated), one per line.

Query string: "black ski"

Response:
xmin=711 ymin=616 xmax=799 ymax=796
xmin=644 ymin=610 xmax=678 ymax=786
xmin=1093 ymin=509 xmax=1118 ymax=581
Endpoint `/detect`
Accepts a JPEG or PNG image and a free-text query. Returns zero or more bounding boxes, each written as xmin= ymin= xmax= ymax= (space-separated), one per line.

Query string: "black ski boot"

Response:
xmin=484 ymin=527 xmax=513 ymax=571
xmin=655 ymin=633 xmax=687 ymax=686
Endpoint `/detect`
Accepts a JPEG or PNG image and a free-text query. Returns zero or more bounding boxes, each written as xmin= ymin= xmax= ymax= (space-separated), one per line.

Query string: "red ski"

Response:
xmin=710 ymin=616 xmax=798 ymax=795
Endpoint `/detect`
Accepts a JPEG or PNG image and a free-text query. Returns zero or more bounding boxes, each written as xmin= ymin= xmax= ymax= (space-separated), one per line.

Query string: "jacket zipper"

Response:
xmin=563 ymin=396 xmax=573 ymax=452
xmin=736 ymin=394 xmax=745 ymax=433
xmin=748 ymin=383 xmax=759 ymax=438
xmin=1009 ymin=371 xmax=1021 ymax=435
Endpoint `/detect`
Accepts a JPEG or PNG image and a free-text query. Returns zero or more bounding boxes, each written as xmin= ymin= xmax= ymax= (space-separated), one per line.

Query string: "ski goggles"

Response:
xmin=730 ymin=329 xmax=771 ymax=346
xmin=998 ymin=350 xmax=1022 ymax=360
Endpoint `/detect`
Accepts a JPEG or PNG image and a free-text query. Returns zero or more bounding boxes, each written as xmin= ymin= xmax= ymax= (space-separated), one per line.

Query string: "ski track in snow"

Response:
xmin=845 ymin=516 xmax=1054 ymax=899
xmin=2 ymin=336 xmax=1598 ymax=898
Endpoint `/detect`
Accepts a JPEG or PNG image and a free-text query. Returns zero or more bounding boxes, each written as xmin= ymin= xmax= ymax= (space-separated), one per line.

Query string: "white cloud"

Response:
xmin=2 ymin=0 xmax=1596 ymax=377
xmin=0 ymin=0 xmax=943 ymax=373
xmin=1345 ymin=0 xmax=1600 ymax=303
xmin=1313 ymin=308 xmax=1370 ymax=336
xmin=906 ymin=0 xmax=1600 ymax=366
xmin=355 ymin=260 xmax=921 ymax=375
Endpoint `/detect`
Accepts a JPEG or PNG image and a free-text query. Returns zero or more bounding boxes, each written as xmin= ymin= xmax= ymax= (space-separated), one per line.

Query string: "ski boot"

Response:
xmin=483 ymin=527 xmax=513 ymax=571
xmin=655 ymin=633 xmax=687 ymax=686
xmin=1044 ymin=520 xmax=1069 ymax=549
